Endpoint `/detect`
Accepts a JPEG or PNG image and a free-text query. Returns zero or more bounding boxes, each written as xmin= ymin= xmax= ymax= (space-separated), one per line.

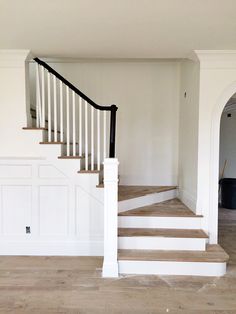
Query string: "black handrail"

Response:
xmin=34 ymin=57 xmax=118 ymax=158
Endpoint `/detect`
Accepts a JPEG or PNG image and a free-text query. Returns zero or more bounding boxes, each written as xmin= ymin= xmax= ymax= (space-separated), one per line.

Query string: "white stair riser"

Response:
xmin=39 ymin=144 xmax=62 ymax=158
xmin=118 ymin=237 xmax=207 ymax=251
xmin=118 ymin=189 xmax=177 ymax=213
xmin=118 ymin=216 xmax=202 ymax=229
xmin=118 ymin=260 xmax=226 ymax=276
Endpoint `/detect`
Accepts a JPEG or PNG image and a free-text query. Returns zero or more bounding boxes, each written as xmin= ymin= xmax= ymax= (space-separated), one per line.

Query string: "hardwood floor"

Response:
xmin=0 ymin=207 xmax=235 ymax=313
xmin=119 ymin=198 xmax=203 ymax=217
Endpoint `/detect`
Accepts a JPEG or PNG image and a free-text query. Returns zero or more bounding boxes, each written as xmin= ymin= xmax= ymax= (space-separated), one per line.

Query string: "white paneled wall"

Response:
xmin=0 ymin=158 xmax=104 ymax=255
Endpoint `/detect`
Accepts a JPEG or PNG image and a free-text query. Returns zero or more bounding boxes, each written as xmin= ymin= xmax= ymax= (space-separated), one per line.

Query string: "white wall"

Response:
xmin=46 ymin=60 xmax=180 ymax=186
xmin=178 ymin=59 xmax=200 ymax=211
xmin=219 ymin=110 xmax=236 ymax=178
xmin=0 ymin=50 xmax=104 ymax=256
xmin=194 ymin=51 xmax=236 ymax=243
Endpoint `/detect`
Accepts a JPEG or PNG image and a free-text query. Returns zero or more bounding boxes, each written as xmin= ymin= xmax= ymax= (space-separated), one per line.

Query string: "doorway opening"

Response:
xmin=218 ymin=94 xmax=236 ymax=259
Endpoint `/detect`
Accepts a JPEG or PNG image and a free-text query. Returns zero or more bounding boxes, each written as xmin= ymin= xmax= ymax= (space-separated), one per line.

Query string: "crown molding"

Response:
xmin=193 ymin=50 xmax=236 ymax=69
xmin=30 ymin=57 xmax=181 ymax=64
xmin=0 ymin=49 xmax=32 ymax=67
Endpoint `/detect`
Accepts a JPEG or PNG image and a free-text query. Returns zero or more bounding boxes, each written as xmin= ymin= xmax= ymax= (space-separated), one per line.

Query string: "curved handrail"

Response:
xmin=34 ymin=57 xmax=118 ymax=158
xmin=34 ymin=58 xmax=117 ymax=112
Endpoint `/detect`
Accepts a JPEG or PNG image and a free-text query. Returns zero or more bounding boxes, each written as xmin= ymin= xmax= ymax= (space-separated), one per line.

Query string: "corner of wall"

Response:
xmin=178 ymin=57 xmax=200 ymax=212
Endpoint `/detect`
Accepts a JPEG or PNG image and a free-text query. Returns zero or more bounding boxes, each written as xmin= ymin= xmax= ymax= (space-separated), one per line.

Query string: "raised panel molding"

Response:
xmin=0 ymin=160 xmax=104 ymax=255
xmin=38 ymin=165 xmax=67 ymax=179
xmin=0 ymin=165 xmax=32 ymax=178
xmin=76 ymin=186 xmax=103 ymax=240
xmin=39 ymin=185 xmax=68 ymax=236
xmin=2 ymin=185 xmax=32 ymax=235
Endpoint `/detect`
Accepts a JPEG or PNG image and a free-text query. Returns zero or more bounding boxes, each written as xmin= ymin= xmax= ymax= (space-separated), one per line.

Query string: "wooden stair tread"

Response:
xmin=118 ymin=185 xmax=177 ymax=202
xmin=96 ymin=184 xmax=104 ymax=188
xmin=23 ymin=127 xmax=46 ymax=130
xmin=119 ymin=198 xmax=202 ymax=217
xmin=58 ymin=156 xmax=84 ymax=159
xmin=40 ymin=141 xmax=63 ymax=144
xmin=78 ymin=170 xmax=101 ymax=174
xmin=118 ymin=245 xmax=229 ymax=263
xmin=23 ymin=127 xmax=60 ymax=133
xmin=118 ymin=228 xmax=208 ymax=238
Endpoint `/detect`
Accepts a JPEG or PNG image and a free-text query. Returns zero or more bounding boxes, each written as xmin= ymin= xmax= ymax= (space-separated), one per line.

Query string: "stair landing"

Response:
xmin=119 ymin=198 xmax=203 ymax=217
xmin=118 ymin=185 xmax=177 ymax=201
xmin=117 ymin=188 xmax=229 ymax=276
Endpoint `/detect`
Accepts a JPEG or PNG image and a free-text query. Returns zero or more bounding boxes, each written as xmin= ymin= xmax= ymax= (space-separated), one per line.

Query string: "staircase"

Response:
xmin=23 ymin=57 xmax=228 ymax=277
xmin=25 ymin=57 xmax=117 ymax=173
xmin=117 ymin=189 xmax=229 ymax=276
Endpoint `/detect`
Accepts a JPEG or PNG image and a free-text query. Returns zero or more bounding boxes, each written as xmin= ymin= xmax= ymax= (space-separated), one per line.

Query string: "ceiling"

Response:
xmin=1 ymin=0 xmax=236 ymax=59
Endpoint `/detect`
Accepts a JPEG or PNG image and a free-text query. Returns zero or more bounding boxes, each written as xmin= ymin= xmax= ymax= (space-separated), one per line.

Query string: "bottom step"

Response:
xmin=118 ymin=245 xmax=229 ymax=276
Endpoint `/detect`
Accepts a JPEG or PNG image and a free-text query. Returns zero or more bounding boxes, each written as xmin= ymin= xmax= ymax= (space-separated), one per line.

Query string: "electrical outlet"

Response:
xmin=26 ymin=226 xmax=31 ymax=234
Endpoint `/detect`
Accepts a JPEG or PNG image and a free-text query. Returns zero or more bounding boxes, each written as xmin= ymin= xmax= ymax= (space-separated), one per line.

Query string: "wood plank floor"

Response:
xmin=118 ymin=185 xmax=177 ymax=201
xmin=0 ymin=207 xmax=235 ymax=313
xmin=119 ymin=198 xmax=203 ymax=217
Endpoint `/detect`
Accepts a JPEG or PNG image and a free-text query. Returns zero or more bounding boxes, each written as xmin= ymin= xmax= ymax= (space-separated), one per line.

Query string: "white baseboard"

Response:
xmin=178 ymin=188 xmax=197 ymax=212
xmin=0 ymin=240 xmax=103 ymax=256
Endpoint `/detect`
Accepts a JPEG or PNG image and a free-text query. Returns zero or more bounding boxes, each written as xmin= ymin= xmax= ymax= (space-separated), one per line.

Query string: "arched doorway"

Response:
xmin=218 ymin=96 xmax=236 ymax=256
xmin=209 ymin=82 xmax=236 ymax=244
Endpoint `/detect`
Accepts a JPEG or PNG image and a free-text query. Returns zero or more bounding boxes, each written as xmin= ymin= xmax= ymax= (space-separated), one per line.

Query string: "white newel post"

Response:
xmin=102 ymin=158 xmax=119 ymax=277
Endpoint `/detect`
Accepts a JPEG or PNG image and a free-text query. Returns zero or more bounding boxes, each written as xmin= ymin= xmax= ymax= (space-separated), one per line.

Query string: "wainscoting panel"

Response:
xmin=39 ymin=185 xmax=68 ymax=236
xmin=2 ymin=185 xmax=32 ymax=236
xmin=76 ymin=186 xmax=104 ymax=241
xmin=0 ymin=159 xmax=104 ymax=255
xmin=0 ymin=165 xmax=32 ymax=178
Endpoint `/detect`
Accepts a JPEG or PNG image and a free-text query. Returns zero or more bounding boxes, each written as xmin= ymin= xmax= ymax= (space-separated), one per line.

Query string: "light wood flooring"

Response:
xmin=118 ymin=227 xmax=208 ymax=238
xmin=119 ymin=198 xmax=203 ymax=217
xmin=118 ymin=185 xmax=177 ymax=201
xmin=0 ymin=207 xmax=235 ymax=313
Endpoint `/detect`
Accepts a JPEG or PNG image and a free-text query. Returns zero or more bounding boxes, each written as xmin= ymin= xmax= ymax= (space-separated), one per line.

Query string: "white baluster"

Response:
xmin=41 ymin=66 xmax=45 ymax=128
xmin=97 ymin=110 xmax=100 ymax=171
xmin=47 ymin=72 xmax=52 ymax=141
xmin=53 ymin=76 xmax=57 ymax=142
xmin=66 ymin=86 xmax=70 ymax=156
xmin=36 ymin=63 xmax=42 ymax=127
xmin=72 ymin=91 xmax=76 ymax=156
xmin=91 ymin=106 xmax=94 ymax=170
xmin=85 ymin=101 xmax=88 ymax=170
xmin=103 ymin=111 xmax=107 ymax=160
xmin=79 ymin=97 xmax=82 ymax=156
xmin=60 ymin=81 xmax=63 ymax=143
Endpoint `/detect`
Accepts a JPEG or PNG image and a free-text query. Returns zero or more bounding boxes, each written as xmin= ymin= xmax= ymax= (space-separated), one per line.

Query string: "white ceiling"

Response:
xmin=1 ymin=0 xmax=236 ymax=59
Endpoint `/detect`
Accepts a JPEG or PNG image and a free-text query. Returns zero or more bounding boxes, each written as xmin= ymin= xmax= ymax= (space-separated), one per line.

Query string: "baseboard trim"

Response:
xmin=178 ymin=189 xmax=197 ymax=213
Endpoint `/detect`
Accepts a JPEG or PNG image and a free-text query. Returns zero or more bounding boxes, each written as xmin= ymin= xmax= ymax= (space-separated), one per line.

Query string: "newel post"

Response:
xmin=102 ymin=158 xmax=119 ymax=277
